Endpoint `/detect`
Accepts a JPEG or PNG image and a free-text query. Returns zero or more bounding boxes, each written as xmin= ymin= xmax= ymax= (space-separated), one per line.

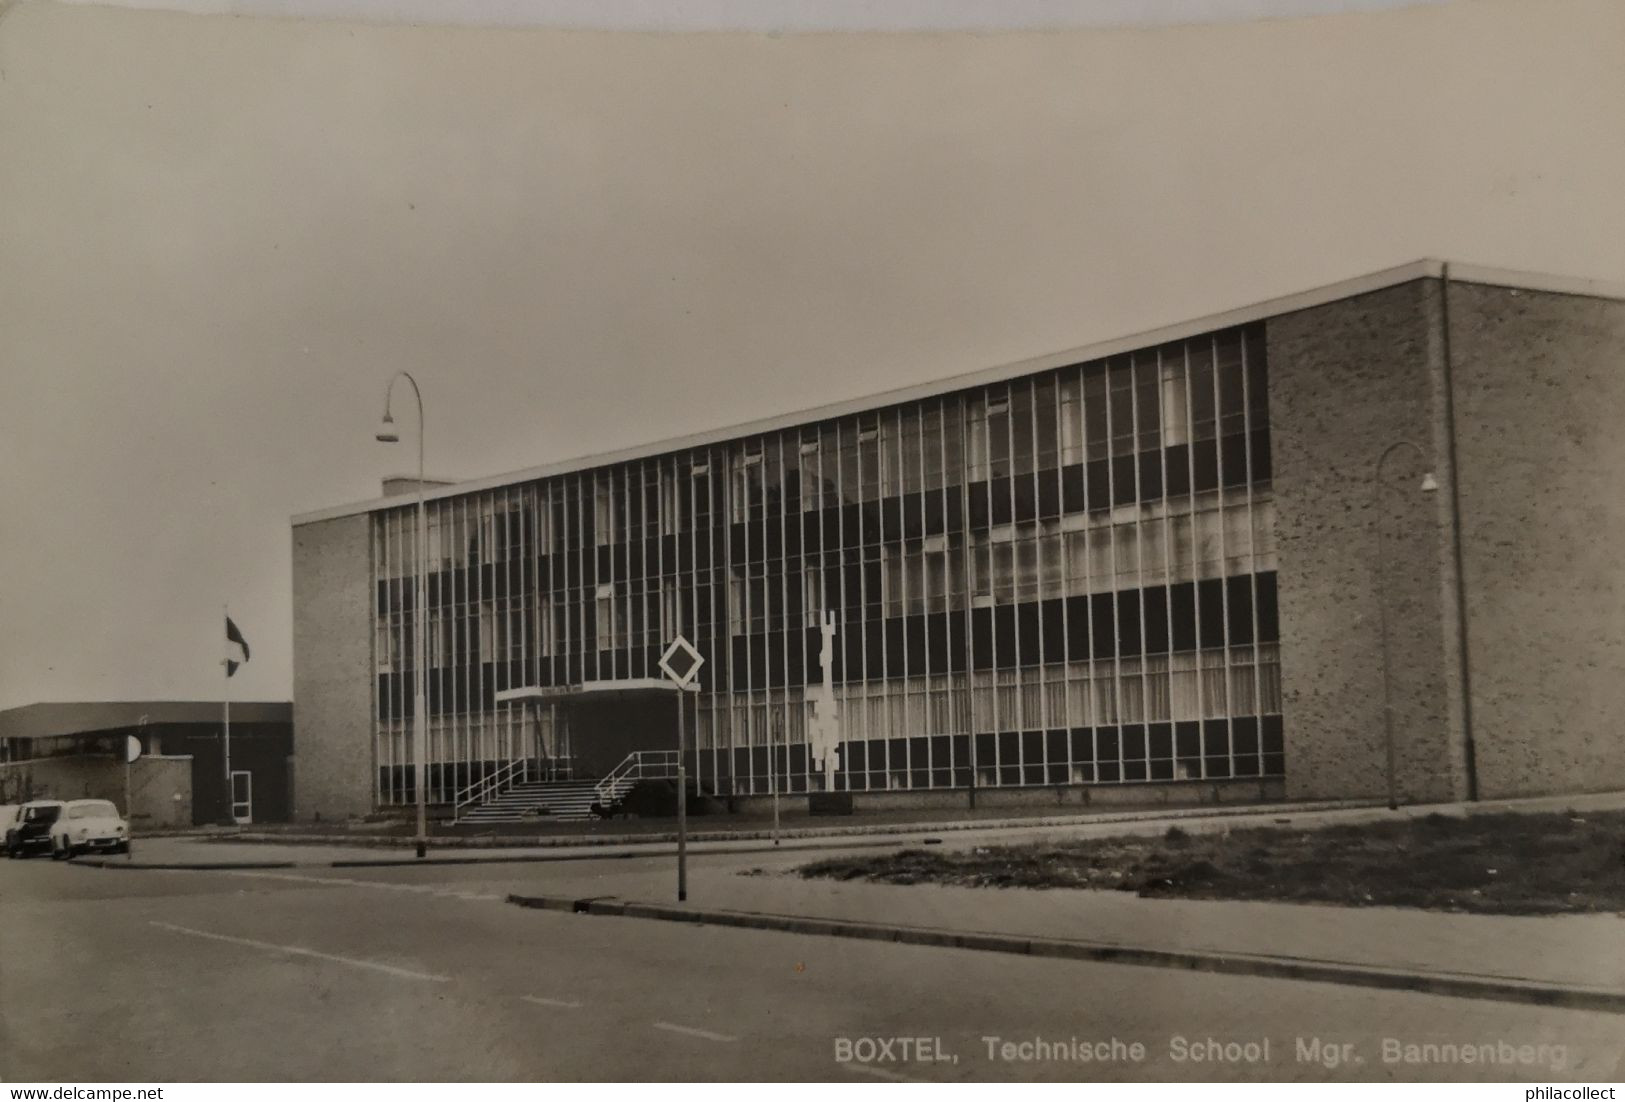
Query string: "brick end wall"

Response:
xmin=291 ymin=514 xmax=375 ymax=819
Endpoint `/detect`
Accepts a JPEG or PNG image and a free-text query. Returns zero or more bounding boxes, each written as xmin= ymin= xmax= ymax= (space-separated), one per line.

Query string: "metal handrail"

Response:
xmin=593 ymin=750 xmax=680 ymax=806
xmin=453 ymin=758 xmax=530 ymax=822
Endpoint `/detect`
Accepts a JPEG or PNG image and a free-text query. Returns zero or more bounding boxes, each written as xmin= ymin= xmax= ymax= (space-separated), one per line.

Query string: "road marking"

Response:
xmin=521 ymin=995 xmax=583 ymax=1009
xmin=651 ymin=1021 xmax=738 ymax=1043
xmin=150 ymin=921 xmax=451 ymax=982
xmin=841 ymin=1064 xmax=924 ymax=1083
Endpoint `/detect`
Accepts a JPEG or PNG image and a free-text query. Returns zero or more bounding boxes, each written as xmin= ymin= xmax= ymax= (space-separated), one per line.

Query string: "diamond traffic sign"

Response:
xmin=659 ymin=635 xmax=705 ymax=690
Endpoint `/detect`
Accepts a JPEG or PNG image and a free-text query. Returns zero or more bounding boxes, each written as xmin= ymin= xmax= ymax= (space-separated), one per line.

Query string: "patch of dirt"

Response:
xmin=796 ymin=809 xmax=1625 ymax=915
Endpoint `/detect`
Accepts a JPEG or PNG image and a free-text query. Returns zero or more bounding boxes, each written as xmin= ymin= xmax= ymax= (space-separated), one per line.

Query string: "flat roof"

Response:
xmin=293 ymin=259 xmax=1625 ymax=527
xmin=0 ymin=701 xmax=293 ymax=741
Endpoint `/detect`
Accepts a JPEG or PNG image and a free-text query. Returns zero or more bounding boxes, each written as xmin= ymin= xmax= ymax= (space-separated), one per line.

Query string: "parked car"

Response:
xmin=5 ymin=800 xmax=65 ymax=858
xmin=0 ymin=804 xmax=22 ymax=851
xmin=51 ymin=799 xmax=129 ymax=859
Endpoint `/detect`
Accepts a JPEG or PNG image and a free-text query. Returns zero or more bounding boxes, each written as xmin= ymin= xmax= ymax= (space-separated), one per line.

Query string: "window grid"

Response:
xmin=369 ymin=325 xmax=1282 ymax=803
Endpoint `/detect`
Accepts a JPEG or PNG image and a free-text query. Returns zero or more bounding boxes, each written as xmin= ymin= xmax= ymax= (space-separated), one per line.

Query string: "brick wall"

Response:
xmin=1268 ymin=279 xmax=1466 ymax=803
xmin=1449 ymin=283 xmax=1625 ymax=797
xmin=0 ymin=755 xmax=193 ymax=828
xmin=292 ymin=514 xmax=375 ymax=819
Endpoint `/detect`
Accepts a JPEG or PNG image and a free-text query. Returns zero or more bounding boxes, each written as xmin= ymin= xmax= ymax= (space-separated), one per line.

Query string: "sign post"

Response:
xmin=126 ymin=720 xmax=146 ymax=862
xmin=658 ymin=636 xmax=705 ymax=903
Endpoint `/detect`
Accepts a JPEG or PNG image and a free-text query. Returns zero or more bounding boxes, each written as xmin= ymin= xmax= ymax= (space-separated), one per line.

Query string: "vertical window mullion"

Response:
xmin=1129 ymin=354 xmax=1149 ymax=782
xmin=1060 ymin=370 xmax=1077 ymax=782
xmin=893 ymin=409 xmax=906 ymax=788
xmin=833 ymin=420 xmax=850 ymax=790
xmin=919 ymin=403 xmax=933 ymax=786
xmin=778 ymin=433 xmax=792 ymax=796
xmin=1080 ymin=368 xmax=1100 ymax=780
xmin=1213 ymin=336 xmax=1234 ymax=777
xmin=1183 ymin=343 xmax=1204 ymax=777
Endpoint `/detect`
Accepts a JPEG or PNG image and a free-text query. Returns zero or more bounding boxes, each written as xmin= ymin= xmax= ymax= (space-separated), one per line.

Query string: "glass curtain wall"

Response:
xmin=371 ymin=323 xmax=1280 ymax=804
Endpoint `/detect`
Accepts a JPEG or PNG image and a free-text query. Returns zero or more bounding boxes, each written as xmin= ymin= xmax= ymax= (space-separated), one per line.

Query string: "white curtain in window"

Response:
xmin=1259 ymin=659 xmax=1283 ymax=714
xmin=1168 ymin=652 xmax=1201 ymax=720
xmin=1143 ymin=655 xmax=1172 ymax=721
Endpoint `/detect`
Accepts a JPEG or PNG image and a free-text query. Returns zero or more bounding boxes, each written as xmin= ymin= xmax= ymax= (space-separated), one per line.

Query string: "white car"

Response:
xmin=51 ymin=799 xmax=130 ymax=858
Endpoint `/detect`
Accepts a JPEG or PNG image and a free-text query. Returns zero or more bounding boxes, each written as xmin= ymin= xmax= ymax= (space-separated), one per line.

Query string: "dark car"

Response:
xmin=5 ymin=800 xmax=65 ymax=859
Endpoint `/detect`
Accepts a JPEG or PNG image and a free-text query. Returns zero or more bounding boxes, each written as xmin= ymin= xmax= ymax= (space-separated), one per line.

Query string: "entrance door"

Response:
xmin=230 ymin=770 xmax=253 ymax=825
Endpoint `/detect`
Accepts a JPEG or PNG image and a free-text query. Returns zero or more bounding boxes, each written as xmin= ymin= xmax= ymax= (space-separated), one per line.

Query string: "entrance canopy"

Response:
xmin=495 ymin=678 xmax=682 ymax=706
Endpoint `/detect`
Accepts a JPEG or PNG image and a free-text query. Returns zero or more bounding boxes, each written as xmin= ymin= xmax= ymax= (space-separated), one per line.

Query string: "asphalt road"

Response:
xmin=2 ymin=848 xmax=1620 ymax=1083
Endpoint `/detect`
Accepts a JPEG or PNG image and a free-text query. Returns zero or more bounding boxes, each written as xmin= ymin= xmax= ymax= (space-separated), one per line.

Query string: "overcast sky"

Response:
xmin=1 ymin=0 xmax=1621 ymax=710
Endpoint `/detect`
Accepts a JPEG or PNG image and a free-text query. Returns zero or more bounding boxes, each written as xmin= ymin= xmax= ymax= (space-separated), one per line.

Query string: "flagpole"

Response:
xmin=223 ymin=602 xmax=232 ymax=825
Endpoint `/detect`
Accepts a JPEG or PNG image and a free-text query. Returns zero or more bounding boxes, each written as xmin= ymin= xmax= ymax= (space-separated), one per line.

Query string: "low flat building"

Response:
xmin=289 ymin=260 xmax=1625 ymax=821
xmin=0 ymin=701 xmax=293 ymax=827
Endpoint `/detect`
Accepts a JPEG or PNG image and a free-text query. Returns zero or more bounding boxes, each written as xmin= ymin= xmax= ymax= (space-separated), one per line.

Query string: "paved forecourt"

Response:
xmin=5 ymin=854 xmax=1622 ymax=1082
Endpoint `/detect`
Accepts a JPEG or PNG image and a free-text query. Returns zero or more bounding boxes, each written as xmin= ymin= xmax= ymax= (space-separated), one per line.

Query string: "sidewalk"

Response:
xmin=510 ymin=853 xmax=1625 ymax=1012
xmin=212 ymin=794 xmax=1379 ymax=849
xmin=69 ymin=789 xmax=1625 ymax=1010
xmin=95 ymin=788 xmax=1625 ymax=869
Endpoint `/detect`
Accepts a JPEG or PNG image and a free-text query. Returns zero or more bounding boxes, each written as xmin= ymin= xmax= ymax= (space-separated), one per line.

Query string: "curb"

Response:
xmin=504 ymin=892 xmax=1625 ymax=1015
xmin=327 ymin=836 xmax=916 ymax=867
xmin=66 ymin=835 xmax=930 ymax=871
xmin=75 ymin=858 xmax=298 ymax=870
xmin=215 ymin=797 xmax=1385 ymax=850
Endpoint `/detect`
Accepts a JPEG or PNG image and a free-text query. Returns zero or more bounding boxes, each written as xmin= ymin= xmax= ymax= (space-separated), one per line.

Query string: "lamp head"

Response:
xmin=375 ymin=411 xmax=399 ymax=444
xmin=1419 ymin=472 xmax=1439 ymax=493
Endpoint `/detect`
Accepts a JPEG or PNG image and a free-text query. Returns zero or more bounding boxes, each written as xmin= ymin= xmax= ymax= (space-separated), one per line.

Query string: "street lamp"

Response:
xmin=377 ymin=372 xmax=429 ymax=859
xmin=1374 ymin=440 xmax=1438 ymax=811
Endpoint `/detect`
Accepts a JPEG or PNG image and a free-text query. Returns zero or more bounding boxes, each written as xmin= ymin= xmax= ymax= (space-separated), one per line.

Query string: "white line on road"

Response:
xmin=651 ymin=1021 xmax=738 ymax=1043
xmin=150 ymin=921 xmax=451 ymax=982
xmin=521 ymin=995 xmax=584 ymax=1009
xmin=840 ymin=1064 xmax=924 ymax=1083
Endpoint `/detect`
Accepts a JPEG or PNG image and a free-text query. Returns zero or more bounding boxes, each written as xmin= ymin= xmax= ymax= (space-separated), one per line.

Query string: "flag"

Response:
xmin=226 ymin=616 xmax=250 ymax=677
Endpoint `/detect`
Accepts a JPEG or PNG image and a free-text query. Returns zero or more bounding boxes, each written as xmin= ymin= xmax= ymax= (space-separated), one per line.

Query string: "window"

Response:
xmin=595 ymin=584 xmax=619 ymax=649
xmin=429 ymin=611 xmax=453 ymax=667
xmin=535 ymin=596 xmax=555 ymax=656
xmin=1059 ymin=375 xmax=1084 ymax=465
xmin=1216 ymin=333 xmax=1249 ymax=439
xmin=1189 ymin=354 xmax=1218 ymax=442
xmin=479 ymin=512 xmax=499 ymax=564
xmin=1010 ymin=386 xmax=1035 ymax=475
xmin=1162 ymin=354 xmax=1190 ymax=447
xmin=662 ymin=584 xmax=683 ymax=641
xmin=375 ymin=619 xmax=395 ymax=673
xmin=729 ymin=574 xmax=747 ymax=634
xmin=798 ymin=437 xmax=822 ymax=512
xmin=731 ymin=446 xmax=762 ymax=522
xmin=857 ymin=417 xmax=882 ymax=500
xmin=803 ymin=566 xmax=825 ymax=625
xmin=423 ymin=522 xmax=445 ymax=571
xmin=1083 ymin=372 xmax=1108 ymax=461
xmin=967 ymin=400 xmax=989 ymax=480
xmin=1034 ymin=379 xmax=1059 ymax=470
xmin=594 ymin=479 xmax=614 ymax=545
xmin=506 ymin=603 xmax=526 ymax=662
xmin=882 ymin=547 xmax=905 ymax=616
xmin=478 ymin=602 xmax=496 ymax=658
xmin=660 ymin=468 xmax=683 ymax=535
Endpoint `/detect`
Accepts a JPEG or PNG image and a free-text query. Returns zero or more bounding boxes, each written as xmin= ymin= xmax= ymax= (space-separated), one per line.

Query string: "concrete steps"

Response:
xmin=458 ymin=776 xmax=642 ymax=823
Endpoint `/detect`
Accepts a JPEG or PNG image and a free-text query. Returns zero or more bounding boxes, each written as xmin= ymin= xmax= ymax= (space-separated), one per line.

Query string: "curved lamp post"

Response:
xmin=1374 ymin=440 xmax=1439 ymax=811
xmin=377 ymin=372 xmax=429 ymax=858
